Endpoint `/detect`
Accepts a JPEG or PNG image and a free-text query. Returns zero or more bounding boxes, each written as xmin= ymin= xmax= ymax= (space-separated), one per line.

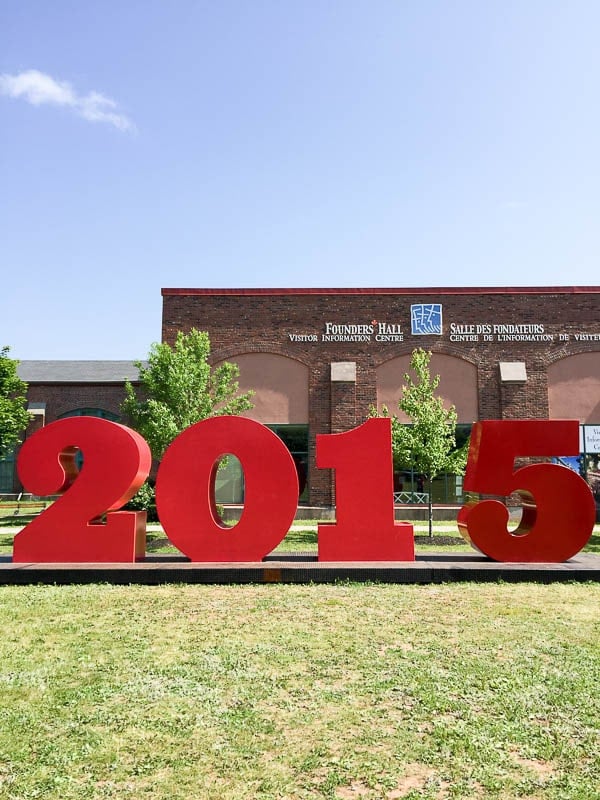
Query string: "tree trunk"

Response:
xmin=428 ymin=475 xmax=433 ymax=539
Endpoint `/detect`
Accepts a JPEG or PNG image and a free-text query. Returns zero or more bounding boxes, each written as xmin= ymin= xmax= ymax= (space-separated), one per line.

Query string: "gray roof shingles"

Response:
xmin=17 ymin=361 xmax=147 ymax=383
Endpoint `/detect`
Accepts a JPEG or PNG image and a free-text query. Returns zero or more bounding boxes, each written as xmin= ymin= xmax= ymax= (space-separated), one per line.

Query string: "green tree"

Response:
xmin=375 ymin=348 xmax=468 ymax=538
xmin=122 ymin=328 xmax=254 ymax=461
xmin=0 ymin=346 xmax=30 ymax=459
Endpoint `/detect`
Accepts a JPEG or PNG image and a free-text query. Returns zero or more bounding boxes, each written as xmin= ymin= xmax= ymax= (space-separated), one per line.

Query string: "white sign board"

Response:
xmin=584 ymin=425 xmax=600 ymax=453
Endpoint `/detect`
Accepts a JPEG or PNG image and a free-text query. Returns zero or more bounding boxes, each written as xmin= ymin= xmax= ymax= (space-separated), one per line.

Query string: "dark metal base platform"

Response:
xmin=1 ymin=552 xmax=599 ymax=585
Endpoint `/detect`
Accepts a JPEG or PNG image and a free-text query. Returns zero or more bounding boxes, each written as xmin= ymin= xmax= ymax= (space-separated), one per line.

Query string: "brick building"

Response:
xmin=162 ymin=286 xmax=600 ymax=507
xmin=0 ymin=362 xmax=143 ymax=493
xmin=4 ymin=286 xmax=599 ymax=509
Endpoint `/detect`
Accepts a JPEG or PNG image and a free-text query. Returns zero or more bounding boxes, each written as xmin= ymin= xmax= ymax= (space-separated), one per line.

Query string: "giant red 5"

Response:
xmin=458 ymin=420 xmax=595 ymax=562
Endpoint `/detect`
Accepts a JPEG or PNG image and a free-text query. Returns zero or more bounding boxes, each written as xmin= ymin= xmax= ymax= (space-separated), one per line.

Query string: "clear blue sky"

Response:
xmin=2 ymin=1 xmax=599 ymax=360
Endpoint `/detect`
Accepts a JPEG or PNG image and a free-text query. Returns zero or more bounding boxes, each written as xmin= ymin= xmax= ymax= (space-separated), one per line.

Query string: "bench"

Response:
xmin=0 ymin=495 xmax=52 ymax=519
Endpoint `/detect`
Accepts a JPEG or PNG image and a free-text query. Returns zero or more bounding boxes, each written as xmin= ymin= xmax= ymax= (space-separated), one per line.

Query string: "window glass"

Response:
xmin=393 ymin=424 xmax=471 ymax=504
xmin=214 ymin=456 xmax=244 ymax=504
xmin=56 ymin=409 xmax=120 ymax=470
xmin=0 ymin=449 xmax=15 ymax=494
xmin=58 ymin=408 xmax=120 ymax=421
xmin=268 ymin=424 xmax=309 ymax=504
xmin=212 ymin=424 xmax=309 ymax=505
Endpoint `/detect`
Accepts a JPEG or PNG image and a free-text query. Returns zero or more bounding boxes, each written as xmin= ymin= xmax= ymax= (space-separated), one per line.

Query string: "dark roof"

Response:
xmin=162 ymin=286 xmax=600 ymax=296
xmin=17 ymin=361 xmax=146 ymax=383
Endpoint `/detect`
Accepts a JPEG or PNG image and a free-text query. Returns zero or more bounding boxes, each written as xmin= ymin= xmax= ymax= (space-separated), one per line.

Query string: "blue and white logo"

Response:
xmin=411 ymin=304 xmax=443 ymax=335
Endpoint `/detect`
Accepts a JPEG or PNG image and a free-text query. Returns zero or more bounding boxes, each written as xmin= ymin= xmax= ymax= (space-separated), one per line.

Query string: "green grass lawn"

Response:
xmin=0 ymin=582 xmax=598 ymax=799
xmin=2 ymin=521 xmax=600 ymax=557
xmin=274 ymin=522 xmax=475 ymax=554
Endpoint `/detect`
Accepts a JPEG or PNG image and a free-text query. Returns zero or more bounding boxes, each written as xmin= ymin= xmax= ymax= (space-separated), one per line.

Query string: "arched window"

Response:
xmin=56 ymin=409 xmax=120 ymax=471
xmin=58 ymin=408 xmax=120 ymax=422
xmin=548 ymin=353 xmax=600 ymax=423
xmin=213 ymin=353 xmax=310 ymax=504
xmin=376 ymin=354 xmax=477 ymax=504
xmin=375 ymin=353 xmax=478 ymax=423
xmin=222 ymin=353 xmax=309 ymax=424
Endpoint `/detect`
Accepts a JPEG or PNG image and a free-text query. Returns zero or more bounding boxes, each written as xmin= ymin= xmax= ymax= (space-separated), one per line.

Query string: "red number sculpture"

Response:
xmin=458 ymin=420 xmax=595 ymax=562
xmin=13 ymin=417 xmax=151 ymax=562
xmin=11 ymin=416 xmax=594 ymax=566
xmin=155 ymin=416 xmax=298 ymax=561
xmin=317 ymin=418 xmax=414 ymax=561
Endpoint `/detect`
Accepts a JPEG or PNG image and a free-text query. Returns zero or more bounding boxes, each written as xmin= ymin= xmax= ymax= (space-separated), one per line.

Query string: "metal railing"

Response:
xmin=393 ymin=491 xmax=429 ymax=505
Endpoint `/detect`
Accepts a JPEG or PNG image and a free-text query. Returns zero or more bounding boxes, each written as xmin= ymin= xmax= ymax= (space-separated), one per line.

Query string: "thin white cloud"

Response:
xmin=499 ymin=200 xmax=528 ymax=211
xmin=0 ymin=69 xmax=135 ymax=132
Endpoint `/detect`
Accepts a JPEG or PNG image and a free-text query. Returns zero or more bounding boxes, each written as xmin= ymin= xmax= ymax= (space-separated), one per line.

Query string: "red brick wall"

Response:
xmin=26 ymin=384 xmax=128 ymax=425
xmin=12 ymin=384 xmax=131 ymax=493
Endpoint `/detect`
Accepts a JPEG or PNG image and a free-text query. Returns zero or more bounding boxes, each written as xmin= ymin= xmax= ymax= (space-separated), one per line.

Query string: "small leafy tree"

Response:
xmin=0 ymin=346 xmax=30 ymax=460
xmin=375 ymin=348 xmax=468 ymax=538
xmin=122 ymin=328 xmax=254 ymax=461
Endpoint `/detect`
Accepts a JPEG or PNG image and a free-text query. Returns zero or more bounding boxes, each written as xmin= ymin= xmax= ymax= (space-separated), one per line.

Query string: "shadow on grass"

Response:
xmin=0 ymin=515 xmax=34 ymax=527
xmin=146 ymin=534 xmax=179 ymax=554
xmin=415 ymin=534 xmax=468 ymax=547
xmin=282 ymin=527 xmax=318 ymax=547
xmin=585 ymin=532 xmax=600 ymax=553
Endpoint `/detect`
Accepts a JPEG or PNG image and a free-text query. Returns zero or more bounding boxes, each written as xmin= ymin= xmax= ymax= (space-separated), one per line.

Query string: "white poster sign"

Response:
xmin=584 ymin=425 xmax=600 ymax=453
